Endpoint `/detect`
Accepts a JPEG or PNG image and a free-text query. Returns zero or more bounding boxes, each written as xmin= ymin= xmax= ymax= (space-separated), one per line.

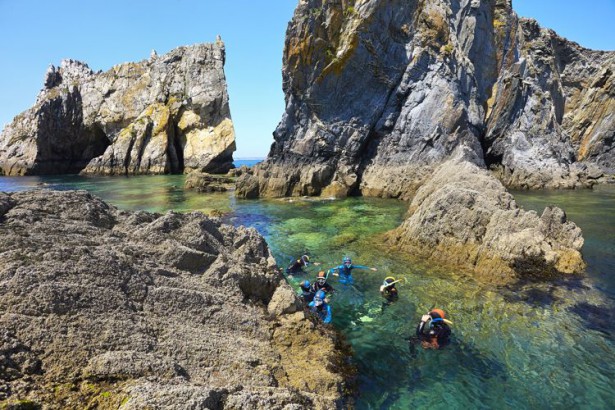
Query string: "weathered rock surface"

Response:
xmin=0 ymin=190 xmax=349 ymax=409
xmin=485 ymin=14 xmax=615 ymax=189
xmin=236 ymin=0 xmax=614 ymax=199
xmin=0 ymin=39 xmax=235 ymax=176
xmin=184 ymin=170 xmax=235 ymax=193
xmin=385 ymin=149 xmax=585 ymax=283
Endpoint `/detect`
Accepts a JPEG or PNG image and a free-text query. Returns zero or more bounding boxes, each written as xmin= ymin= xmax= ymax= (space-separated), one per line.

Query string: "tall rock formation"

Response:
xmin=0 ymin=40 xmax=235 ymax=176
xmin=0 ymin=190 xmax=349 ymax=408
xmin=237 ymin=0 xmax=614 ymax=199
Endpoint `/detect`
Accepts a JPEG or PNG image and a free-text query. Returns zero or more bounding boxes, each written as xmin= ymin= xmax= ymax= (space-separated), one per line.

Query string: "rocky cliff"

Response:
xmin=0 ymin=40 xmax=235 ymax=176
xmin=237 ymin=0 xmax=614 ymax=199
xmin=0 ymin=190 xmax=349 ymax=409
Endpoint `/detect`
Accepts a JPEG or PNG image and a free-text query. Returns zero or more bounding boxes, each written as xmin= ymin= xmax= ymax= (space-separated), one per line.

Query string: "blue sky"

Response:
xmin=0 ymin=0 xmax=613 ymax=158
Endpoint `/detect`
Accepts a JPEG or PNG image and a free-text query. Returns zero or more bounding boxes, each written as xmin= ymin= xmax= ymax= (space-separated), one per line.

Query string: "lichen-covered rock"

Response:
xmin=236 ymin=0 xmax=614 ymax=199
xmin=485 ymin=16 xmax=615 ymax=189
xmin=0 ymin=39 xmax=235 ymax=176
xmin=0 ymin=190 xmax=348 ymax=408
xmin=385 ymin=149 xmax=585 ymax=283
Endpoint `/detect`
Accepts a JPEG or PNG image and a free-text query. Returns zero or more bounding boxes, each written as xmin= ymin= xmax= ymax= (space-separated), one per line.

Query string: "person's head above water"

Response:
xmin=383 ymin=277 xmax=396 ymax=286
xmin=429 ymin=309 xmax=446 ymax=320
xmin=314 ymin=290 xmax=326 ymax=306
xmin=301 ymin=280 xmax=310 ymax=290
xmin=301 ymin=255 xmax=310 ymax=266
xmin=342 ymin=256 xmax=352 ymax=266
xmin=316 ymin=271 xmax=327 ymax=284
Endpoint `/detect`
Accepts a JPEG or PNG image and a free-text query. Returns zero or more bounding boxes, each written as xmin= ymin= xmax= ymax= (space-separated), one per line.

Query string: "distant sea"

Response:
xmin=233 ymin=158 xmax=264 ymax=168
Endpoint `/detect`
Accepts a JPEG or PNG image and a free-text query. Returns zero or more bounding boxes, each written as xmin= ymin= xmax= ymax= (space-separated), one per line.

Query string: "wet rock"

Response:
xmin=184 ymin=170 xmax=234 ymax=193
xmin=385 ymin=149 xmax=585 ymax=284
xmin=0 ymin=42 xmax=235 ymax=176
xmin=227 ymin=165 xmax=251 ymax=178
xmin=0 ymin=190 xmax=348 ymax=408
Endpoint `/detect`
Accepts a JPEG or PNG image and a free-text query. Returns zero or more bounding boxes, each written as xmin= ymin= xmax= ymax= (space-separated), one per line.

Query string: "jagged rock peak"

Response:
xmin=236 ymin=0 xmax=614 ymax=199
xmin=0 ymin=41 xmax=235 ymax=177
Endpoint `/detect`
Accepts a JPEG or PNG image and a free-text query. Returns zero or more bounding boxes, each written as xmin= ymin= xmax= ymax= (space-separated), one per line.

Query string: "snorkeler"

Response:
xmin=298 ymin=279 xmax=315 ymax=303
xmin=308 ymin=290 xmax=332 ymax=324
xmin=380 ymin=276 xmax=400 ymax=301
xmin=286 ymin=255 xmax=311 ymax=274
xmin=311 ymin=271 xmax=335 ymax=295
xmin=416 ymin=309 xmax=452 ymax=349
xmin=286 ymin=254 xmax=322 ymax=275
xmin=328 ymin=256 xmax=377 ymax=284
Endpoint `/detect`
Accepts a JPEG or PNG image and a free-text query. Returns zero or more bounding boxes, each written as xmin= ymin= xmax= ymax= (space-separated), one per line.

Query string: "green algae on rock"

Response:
xmin=385 ymin=152 xmax=585 ymax=283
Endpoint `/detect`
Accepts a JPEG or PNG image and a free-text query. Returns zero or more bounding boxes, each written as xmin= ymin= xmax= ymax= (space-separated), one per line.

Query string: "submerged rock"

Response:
xmin=236 ymin=0 xmax=614 ymax=199
xmin=0 ymin=190 xmax=349 ymax=408
xmin=0 ymin=39 xmax=235 ymax=176
xmin=385 ymin=149 xmax=585 ymax=283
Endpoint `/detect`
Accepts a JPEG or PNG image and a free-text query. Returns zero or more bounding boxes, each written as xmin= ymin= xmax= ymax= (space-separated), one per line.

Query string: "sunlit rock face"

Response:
xmin=0 ymin=190 xmax=349 ymax=408
xmin=0 ymin=40 xmax=235 ymax=176
xmin=385 ymin=148 xmax=585 ymax=284
xmin=236 ymin=0 xmax=614 ymax=199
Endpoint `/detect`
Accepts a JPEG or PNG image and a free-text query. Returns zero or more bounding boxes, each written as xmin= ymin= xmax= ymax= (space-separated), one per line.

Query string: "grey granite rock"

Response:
xmin=0 ymin=190 xmax=349 ymax=408
xmin=0 ymin=39 xmax=235 ymax=176
xmin=236 ymin=0 xmax=614 ymax=198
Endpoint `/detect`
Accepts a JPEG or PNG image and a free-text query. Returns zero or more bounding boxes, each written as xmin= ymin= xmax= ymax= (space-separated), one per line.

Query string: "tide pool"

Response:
xmin=1 ymin=175 xmax=614 ymax=409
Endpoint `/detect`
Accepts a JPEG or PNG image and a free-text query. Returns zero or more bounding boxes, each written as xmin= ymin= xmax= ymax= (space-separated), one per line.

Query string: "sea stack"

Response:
xmin=236 ymin=0 xmax=614 ymax=199
xmin=0 ymin=40 xmax=235 ymax=176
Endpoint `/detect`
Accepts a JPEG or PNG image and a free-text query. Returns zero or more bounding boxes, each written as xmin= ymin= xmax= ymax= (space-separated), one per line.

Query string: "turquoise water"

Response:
xmin=1 ymin=175 xmax=614 ymax=409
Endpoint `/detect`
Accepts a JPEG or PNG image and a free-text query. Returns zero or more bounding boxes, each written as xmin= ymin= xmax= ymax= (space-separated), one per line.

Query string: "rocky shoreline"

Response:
xmin=0 ymin=190 xmax=351 ymax=409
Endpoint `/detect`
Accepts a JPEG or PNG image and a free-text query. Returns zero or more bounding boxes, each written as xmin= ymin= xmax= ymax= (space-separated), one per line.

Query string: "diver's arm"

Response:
xmin=352 ymin=265 xmax=378 ymax=271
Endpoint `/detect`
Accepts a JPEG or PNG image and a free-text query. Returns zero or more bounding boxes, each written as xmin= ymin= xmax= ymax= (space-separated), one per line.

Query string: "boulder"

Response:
xmin=385 ymin=152 xmax=585 ymax=283
xmin=184 ymin=170 xmax=234 ymax=193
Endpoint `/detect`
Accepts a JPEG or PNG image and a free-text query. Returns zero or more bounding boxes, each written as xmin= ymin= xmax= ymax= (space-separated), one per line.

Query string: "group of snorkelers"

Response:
xmin=286 ymin=254 xmax=452 ymax=348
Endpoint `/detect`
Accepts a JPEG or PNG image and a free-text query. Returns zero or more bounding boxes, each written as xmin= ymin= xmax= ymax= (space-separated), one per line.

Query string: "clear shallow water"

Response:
xmin=1 ymin=175 xmax=614 ymax=409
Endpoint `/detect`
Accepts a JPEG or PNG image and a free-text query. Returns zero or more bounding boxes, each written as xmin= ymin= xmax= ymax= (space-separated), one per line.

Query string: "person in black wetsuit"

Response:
xmin=380 ymin=277 xmax=399 ymax=302
xmin=416 ymin=309 xmax=452 ymax=349
xmin=286 ymin=255 xmax=310 ymax=274
xmin=286 ymin=255 xmax=321 ymax=275
xmin=310 ymin=271 xmax=335 ymax=295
